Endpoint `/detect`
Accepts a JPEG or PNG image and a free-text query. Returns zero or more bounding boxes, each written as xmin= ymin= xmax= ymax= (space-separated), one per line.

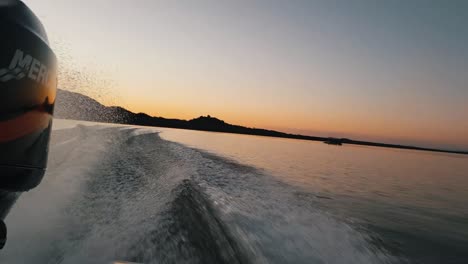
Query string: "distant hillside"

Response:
xmin=54 ymin=89 xmax=134 ymax=124
xmin=55 ymin=89 xmax=325 ymax=140
xmin=54 ymin=89 xmax=468 ymax=155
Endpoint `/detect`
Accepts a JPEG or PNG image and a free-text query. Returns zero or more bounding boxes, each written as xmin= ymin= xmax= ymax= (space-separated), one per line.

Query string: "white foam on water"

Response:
xmin=0 ymin=124 xmax=401 ymax=263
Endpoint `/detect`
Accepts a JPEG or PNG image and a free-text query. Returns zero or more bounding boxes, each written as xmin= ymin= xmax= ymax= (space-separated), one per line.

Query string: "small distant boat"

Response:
xmin=324 ymin=138 xmax=343 ymax=146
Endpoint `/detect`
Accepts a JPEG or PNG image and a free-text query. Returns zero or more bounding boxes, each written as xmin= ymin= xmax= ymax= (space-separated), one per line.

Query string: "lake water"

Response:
xmin=0 ymin=121 xmax=467 ymax=263
xmin=159 ymin=127 xmax=468 ymax=264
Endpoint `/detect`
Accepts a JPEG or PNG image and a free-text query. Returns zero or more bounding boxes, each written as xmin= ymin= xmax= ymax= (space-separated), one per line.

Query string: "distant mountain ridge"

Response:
xmin=54 ymin=89 xmax=468 ymax=155
xmin=54 ymin=89 xmax=324 ymax=140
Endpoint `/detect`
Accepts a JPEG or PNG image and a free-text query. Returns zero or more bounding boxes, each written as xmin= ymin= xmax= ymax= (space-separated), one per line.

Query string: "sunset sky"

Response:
xmin=24 ymin=0 xmax=468 ymax=150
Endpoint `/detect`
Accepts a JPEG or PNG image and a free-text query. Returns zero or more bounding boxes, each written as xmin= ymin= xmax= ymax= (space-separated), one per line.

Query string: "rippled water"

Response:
xmin=159 ymin=128 xmax=468 ymax=263
xmin=1 ymin=121 xmax=467 ymax=263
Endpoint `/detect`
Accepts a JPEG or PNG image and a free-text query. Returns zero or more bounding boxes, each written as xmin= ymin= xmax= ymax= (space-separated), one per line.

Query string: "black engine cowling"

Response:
xmin=0 ymin=0 xmax=57 ymax=248
xmin=0 ymin=0 xmax=57 ymax=192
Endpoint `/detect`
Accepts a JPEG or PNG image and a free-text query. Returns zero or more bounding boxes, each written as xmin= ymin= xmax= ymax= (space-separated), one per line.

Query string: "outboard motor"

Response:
xmin=0 ymin=0 xmax=57 ymax=248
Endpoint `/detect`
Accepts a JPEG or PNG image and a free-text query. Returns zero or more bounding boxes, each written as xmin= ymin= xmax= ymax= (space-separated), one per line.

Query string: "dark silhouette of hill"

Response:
xmin=55 ymin=89 xmax=468 ymax=155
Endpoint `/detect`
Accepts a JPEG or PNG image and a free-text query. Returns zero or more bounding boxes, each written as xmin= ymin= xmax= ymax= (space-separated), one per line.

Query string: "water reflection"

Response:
xmin=159 ymin=127 xmax=468 ymax=262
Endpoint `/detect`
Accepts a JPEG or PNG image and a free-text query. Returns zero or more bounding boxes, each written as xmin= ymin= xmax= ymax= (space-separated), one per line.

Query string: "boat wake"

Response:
xmin=0 ymin=124 xmax=399 ymax=263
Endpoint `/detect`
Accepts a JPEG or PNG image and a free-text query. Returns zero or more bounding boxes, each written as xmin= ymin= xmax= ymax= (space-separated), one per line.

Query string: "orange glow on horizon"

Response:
xmin=34 ymin=0 xmax=468 ymax=151
xmin=112 ymin=96 xmax=468 ymax=150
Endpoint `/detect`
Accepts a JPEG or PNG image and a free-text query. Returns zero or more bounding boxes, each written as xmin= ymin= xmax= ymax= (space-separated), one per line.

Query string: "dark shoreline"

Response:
xmin=54 ymin=89 xmax=468 ymax=155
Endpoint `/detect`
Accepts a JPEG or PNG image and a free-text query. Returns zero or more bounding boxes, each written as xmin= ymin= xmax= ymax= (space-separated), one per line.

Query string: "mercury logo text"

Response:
xmin=0 ymin=49 xmax=49 ymax=85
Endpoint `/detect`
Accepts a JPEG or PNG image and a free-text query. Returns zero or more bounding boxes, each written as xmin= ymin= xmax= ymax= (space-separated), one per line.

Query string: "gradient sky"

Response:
xmin=24 ymin=0 xmax=468 ymax=150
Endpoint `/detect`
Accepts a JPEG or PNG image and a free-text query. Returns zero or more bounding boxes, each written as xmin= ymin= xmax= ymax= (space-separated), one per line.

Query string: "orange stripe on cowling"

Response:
xmin=0 ymin=110 xmax=51 ymax=143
